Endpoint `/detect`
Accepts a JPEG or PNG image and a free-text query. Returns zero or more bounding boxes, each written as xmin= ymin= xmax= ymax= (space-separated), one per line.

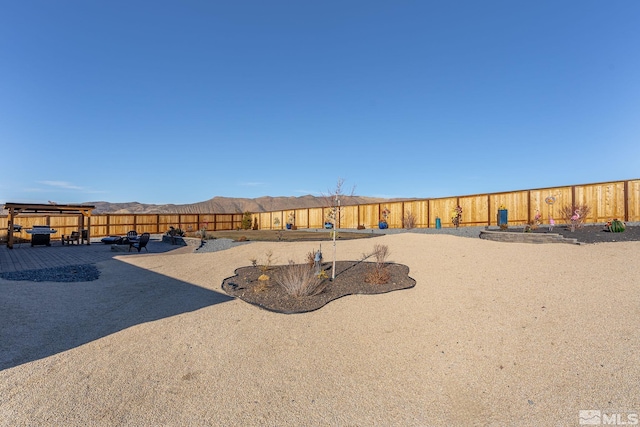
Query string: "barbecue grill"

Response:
xmin=26 ymin=225 xmax=58 ymax=246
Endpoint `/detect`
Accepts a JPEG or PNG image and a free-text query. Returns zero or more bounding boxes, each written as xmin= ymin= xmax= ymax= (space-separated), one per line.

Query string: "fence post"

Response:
xmin=624 ymin=180 xmax=629 ymax=222
xmin=527 ymin=190 xmax=531 ymax=225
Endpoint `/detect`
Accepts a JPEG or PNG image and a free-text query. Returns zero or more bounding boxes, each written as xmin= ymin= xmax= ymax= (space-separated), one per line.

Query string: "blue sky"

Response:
xmin=1 ymin=1 xmax=638 ymax=205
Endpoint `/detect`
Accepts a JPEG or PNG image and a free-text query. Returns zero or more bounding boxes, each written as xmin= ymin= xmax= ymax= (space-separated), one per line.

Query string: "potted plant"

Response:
xmin=286 ymin=212 xmax=296 ymax=230
xmin=497 ymin=204 xmax=508 ymax=229
xmin=325 ymin=210 xmax=335 ymax=229
xmin=379 ymin=208 xmax=390 ymax=229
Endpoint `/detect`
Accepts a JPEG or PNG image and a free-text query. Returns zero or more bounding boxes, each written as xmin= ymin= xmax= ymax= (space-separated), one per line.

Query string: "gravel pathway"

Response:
xmin=195 ymin=238 xmax=252 ymax=253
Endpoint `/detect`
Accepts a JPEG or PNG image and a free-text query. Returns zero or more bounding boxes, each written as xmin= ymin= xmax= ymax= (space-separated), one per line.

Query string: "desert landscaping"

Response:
xmin=1 ymin=228 xmax=639 ymax=426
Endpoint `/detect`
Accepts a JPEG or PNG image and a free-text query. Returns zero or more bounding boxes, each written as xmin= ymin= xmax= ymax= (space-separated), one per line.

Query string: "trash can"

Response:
xmin=435 ymin=217 xmax=441 ymax=229
xmin=497 ymin=209 xmax=508 ymax=227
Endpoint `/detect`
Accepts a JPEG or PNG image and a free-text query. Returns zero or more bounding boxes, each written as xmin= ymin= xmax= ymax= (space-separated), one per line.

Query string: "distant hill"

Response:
xmin=89 ymin=195 xmax=399 ymax=214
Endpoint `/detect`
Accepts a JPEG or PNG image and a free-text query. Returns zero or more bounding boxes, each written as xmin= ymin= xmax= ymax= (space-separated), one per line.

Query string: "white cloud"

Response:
xmin=38 ymin=181 xmax=85 ymax=190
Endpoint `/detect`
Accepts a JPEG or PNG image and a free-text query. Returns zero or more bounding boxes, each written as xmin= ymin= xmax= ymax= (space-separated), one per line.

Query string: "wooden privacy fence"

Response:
xmin=254 ymin=179 xmax=640 ymax=230
xmin=2 ymin=179 xmax=639 ymax=241
xmin=0 ymin=213 xmax=243 ymax=242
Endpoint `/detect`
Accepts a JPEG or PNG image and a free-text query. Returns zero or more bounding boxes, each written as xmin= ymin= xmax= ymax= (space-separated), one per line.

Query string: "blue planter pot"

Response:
xmin=324 ymin=223 xmax=333 ymax=229
xmin=379 ymin=221 xmax=388 ymax=229
xmin=497 ymin=209 xmax=508 ymax=227
xmin=286 ymin=224 xmax=292 ymax=230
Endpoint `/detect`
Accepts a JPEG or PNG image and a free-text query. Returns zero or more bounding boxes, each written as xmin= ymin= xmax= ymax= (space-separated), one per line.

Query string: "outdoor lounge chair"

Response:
xmin=62 ymin=231 xmax=80 ymax=245
xmin=129 ymin=232 xmax=150 ymax=252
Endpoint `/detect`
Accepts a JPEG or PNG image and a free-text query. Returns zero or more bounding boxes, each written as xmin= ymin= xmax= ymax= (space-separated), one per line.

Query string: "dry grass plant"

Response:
xmin=365 ymin=244 xmax=391 ymax=284
xmin=306 ymin=250 xmax=316 ymax=266
xmin=259 ymin=250 xmax=275 ymax=274
xmin=402 ymin=211 xmax=417 ymax=229
xmin=275 ymin=260 xmax=328 ymax=297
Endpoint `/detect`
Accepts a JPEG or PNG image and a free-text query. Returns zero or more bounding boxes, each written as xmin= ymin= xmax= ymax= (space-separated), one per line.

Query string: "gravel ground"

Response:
xmin=3 ymin=225 xmax=635 ymax=282
xmin=1 ymin=233 xmax=639 ymax=425
xmin=0 ymin=264 xmax=100 ymax=282
xmin=196 ymin=238 xmax=252 ymax=253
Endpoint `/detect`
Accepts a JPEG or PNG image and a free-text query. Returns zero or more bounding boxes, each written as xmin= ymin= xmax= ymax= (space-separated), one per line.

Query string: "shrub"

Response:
xmin=372 ymin=244 xmax=390 ymax=266
xmin=241 ymin=211 xmax=253 ymax=230
xmin=403 ymin=211 xmax=417 ymax=229
xmin=258 ymin=250 xmax=275 ymax=274
xmin=560 ymin=204 xmax=591 ymax=231
xmin=275 ymin=261 xmax=328 ymax=297
xmin=365 ymin=244 xmax=391 ymax=284
xmin=365 ymin=266 xmax=391 ymax=285
xmin=306 ymin=250 xmax=316 ymax=266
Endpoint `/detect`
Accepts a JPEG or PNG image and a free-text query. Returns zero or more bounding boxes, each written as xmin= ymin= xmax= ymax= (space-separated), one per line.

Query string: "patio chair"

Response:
xmin=62 ymin=231 xmax=80 ymax=245
xmin=123 ymin=230 xmax=138 ymax=244
xmin=129 ymin=232 xmax=150 ymax=252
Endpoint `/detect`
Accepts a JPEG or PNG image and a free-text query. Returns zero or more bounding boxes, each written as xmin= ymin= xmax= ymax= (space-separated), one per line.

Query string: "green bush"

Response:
xmin=241 ymin=211 xmax=252 ymax=230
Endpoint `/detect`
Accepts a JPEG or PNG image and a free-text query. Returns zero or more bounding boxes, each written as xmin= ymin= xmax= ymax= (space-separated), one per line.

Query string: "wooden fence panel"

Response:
xmin=214 ymin=214 xmax=238 ymax=231
xmin=429 ymin=197 xmax=458 ymax=227
xmin=90 ymin=215 xmax=109 ymax=237
xmin=382 ymin=202 xmax=404 ymax=229
xmin=460 ymin=195 xmax=489 ymax=226
xmin=359 ymin=204 xmax=380 ymax=229
xmin=308 ymin=208 xmax=325 ymax=228
xmin=489 ymin=191 xmax=530 ymax=225
xmin=257 ymin=212 xmax=271 ymax=229
xmin=528 ymin=186 xmax=572 ymax=224
xmin=628 ymin=180 xmax=640 ymax=222
xmin=403 ymin=200 xmax=429 ymax=228
xmin=293 ymin=209 xmax=308 ymax=228
xmin=340 ymin=205 xmax=359 ymax=229
xmin=133 ymin=214 xmax=159 ymax=234
xmin=575 ymin=182 xmax=626 ymax=223
xmin=158 ymin=215 xmax=180 ymax=233
xmin=49 ymin=215 xmax=83 ymax=237
xmin=321 ymin=207 xmax=334 ymax=227
xmin=270 ymin=211 xmax=284 ymax=230
xmin=105 ymin=214 xmax=137 ymax=235
xmin=179 ymin=214 xmax=199 ymax=232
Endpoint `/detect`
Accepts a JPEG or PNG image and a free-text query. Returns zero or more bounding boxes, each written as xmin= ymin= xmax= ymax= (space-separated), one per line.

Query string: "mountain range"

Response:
xmin=89 ymin=195 xmax=398 ymax=214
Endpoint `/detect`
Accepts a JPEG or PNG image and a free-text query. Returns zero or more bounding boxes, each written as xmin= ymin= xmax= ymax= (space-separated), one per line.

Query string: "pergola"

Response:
xmin=4 ymin=203 xmax=96 ymax=249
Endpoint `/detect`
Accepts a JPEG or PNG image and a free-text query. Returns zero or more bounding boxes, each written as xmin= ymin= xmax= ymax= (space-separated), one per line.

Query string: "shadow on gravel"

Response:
xmin=0 ymin=259 xmax=233 ymax=371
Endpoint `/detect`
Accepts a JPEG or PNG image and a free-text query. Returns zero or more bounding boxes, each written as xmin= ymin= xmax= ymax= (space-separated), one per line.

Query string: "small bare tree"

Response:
xmin=322 ymin=177 xmax=356 ymax=227
xmin=322 ymin=178 xmax=356 ymax=280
